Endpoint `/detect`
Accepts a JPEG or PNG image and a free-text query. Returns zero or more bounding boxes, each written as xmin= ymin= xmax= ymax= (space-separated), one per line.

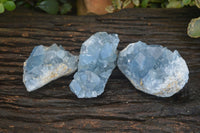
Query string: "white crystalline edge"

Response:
xmin=23 ymin=44 xmax=78 ymax=92
xmin=118 ymin=41 xmax=143 ymax=89
xmin=119 ymin=43 xmax=136 ymax=57
xmin=119 ymin=41 xmax=146 ymax=57
xmin=82 ymin=32 xmax=119 ymax=48
xmin=142 ymin=53 xmax=189 ymax=97
xmin=23 ymin=63 xmax=77 ymax=92
xmin=118 ymin=41 xmax=189 ymax=97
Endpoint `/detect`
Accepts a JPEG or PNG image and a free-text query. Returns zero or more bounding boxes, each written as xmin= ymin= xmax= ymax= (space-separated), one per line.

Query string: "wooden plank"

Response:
xmin=0 ymin=7 xmax=200 ymax=132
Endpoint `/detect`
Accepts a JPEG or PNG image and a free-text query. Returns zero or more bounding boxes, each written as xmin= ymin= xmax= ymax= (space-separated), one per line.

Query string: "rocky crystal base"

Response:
xmin=70 ymin=32 xmax=119 ymax=98
xmin=23 ymin=44 xmax=78 ymax=92
xmin=117 ymin=41 xmax=189 ymax=97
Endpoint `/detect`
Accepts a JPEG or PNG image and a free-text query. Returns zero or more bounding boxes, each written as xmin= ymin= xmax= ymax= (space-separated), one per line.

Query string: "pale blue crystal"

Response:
xmin=117 ymin=41 xmax=189 ymax=97
xmin=69 ymin=32 xmax=119 ymax=98
xmin=23 ymin=44 xmax=78 ymax=92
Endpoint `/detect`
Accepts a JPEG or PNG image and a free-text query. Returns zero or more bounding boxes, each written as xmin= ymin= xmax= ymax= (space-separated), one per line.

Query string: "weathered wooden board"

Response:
xmin=0 ymin=7 xmax=200 ymax=132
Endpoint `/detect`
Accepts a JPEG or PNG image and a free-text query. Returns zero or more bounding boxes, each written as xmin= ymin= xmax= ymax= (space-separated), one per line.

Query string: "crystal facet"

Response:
xmin=69 ymin=32 xmax=119 ymax=98
xmin=23 ymin=44 xmax=78 ymax=92
xmin=117 ymin=41 xmax=189 ymax=97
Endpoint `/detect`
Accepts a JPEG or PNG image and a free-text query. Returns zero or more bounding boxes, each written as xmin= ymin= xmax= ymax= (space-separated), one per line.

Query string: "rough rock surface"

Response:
xmin=23 ymin=44 xmax=78 ymax=92
xmin=117 ymin=41 xmax=189 ymax=97
xmin=70 ymin=32 xmax=119 ymax=98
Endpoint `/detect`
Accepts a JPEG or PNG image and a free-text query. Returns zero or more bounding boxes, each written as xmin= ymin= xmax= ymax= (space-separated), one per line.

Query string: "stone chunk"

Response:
xmin=117 ymin=41 xmax=189 ymax=97
xmin=23 ymin=44 xmax=78 ymax=92
xmin=70 ymin=32 xmax=119 ymax=98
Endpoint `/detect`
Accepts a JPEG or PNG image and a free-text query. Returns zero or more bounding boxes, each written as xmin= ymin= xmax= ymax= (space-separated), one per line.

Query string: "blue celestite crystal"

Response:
xmin=69 ymin=32 xmax=119 ymax=98
xmin=23 ymin=44 xmax=78 ymax=92
xmin=117 ymin=41 xmax=189 ymax=97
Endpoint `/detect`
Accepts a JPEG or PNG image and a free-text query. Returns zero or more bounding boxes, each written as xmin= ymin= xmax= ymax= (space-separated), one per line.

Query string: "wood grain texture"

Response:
xmin=0 ymin=7 xmax=200 ymax=132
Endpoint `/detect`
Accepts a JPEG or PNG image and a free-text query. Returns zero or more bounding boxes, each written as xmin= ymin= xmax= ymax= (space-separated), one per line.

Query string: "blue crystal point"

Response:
xmin=23 ymin=44 xmax=78 ymax=92
xmin=69 ymin=32 xmax=119 ymax=98
xmin=117 ymin=41 xmax=189 ymax=97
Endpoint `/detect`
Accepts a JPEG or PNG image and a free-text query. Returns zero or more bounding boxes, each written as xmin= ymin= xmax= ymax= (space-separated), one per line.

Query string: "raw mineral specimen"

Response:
xmin=69 ymin=32 xmax=119 ymax=98
xmin=23 ymin=44 xmax=78 ymax=92
xmin=117 ymin=41 xmax=189 ymax=97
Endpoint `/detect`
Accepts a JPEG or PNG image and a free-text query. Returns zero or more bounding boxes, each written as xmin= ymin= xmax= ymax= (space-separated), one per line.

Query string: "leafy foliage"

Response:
xmin=0 ymin=3 xmax=4 ymax=13
xmin=60 ymin=3 xmax=72 ymax=15
xmin=141 ymin=0 xmax=149 ymax=8
xmin=37 ymin=0 xmax=59 ymax=15
xmin=0 ymin=0 xmax=197 ymax=15
xmin=0 ymin=0 xmax=16 ymax=14
xmin=4 ymin=0 xmax=16 ymax=11
xmin=106 ymin=0 xmax=196 ymax=13
xmin=166 ymin=1 xmax=183 ymax=8
xmin=196 ymin=0 xmax=200 ymax=8
xmin=37 ymin=0 xmax=72 ymax=15
xmin=12 ymin=0 xmax=72 ymax=15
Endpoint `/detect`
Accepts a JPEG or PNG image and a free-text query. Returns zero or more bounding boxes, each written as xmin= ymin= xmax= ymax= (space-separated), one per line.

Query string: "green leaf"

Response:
xmin=195 ymin=0 xmax=200 ymax=8
xmin=105 ymin=5 xmax=115 ymax=13
xmin=38 ymin=0 xmax=59 ymax=15
xmin=166 ymin=1 xmax=183 ymax=8
xmin=187 ymin=17 xmax=200 ymax=38
xmin=112 ymin=0 xmax=122 ymax=10
xmin=3 ymin=1 xmax=16 ymax=11
xmin=123 ymin=0 xmax=131 ymax=8
xmin=132 ymin=0 xmax=140 ymax=6
xmin=60 ymin=3 xmax=71 ymax=15
xmin=16 ymin=1 xmax=25 ymax=7
xmin=150 ymin=3 xmax=160 ymax=8
xmin=0 ymin=0 xmax=7 ymax=3
xmin=141 ymin=0 xmax=149 ymax=8
xmin=182 ymin=0 xmax=191 ymax=5
xmin=0 ymin=3 xmax=4 ymax=13
xmin=189 ymin=0 xmax=195 ymax=6
xmin=150 ymin=0 xmax=163 ymax=3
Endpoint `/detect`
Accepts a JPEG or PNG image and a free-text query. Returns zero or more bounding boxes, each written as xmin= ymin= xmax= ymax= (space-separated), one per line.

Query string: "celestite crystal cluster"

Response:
xmin=117 ymin=41 xmax=189 ymax=97
xmin=23 ymin=44 xmax=78 ymax=92
xmin=69 ymin=32 xmax=119 ymax=98
xmin=23 ymin=32 xmax=189 ymax=98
